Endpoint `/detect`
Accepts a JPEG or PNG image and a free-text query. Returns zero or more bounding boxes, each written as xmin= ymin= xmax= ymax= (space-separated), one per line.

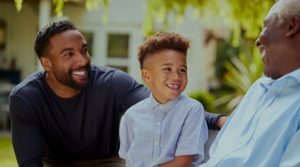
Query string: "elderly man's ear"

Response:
xmin=287 ymin=17 xmax=300 ymax=37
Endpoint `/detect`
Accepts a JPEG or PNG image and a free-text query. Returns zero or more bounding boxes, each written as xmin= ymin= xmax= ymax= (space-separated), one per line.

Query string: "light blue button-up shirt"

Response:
xmin=119 ymin=94 xmax=208 ymax=167
xmin=201 ymin=68 xmax=300 ymax=167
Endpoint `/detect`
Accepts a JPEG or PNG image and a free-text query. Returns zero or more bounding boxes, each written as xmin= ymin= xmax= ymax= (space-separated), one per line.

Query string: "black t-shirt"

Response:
xmin=9 ymin=65 xmax=149 ymax=166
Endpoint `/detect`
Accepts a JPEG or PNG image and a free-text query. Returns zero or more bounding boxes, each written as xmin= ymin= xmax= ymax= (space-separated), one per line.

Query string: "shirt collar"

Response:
xmin=148 ymin=94 xmax=181 ymax=112
xmin=260 ymin=68 xmax=300 ymax=94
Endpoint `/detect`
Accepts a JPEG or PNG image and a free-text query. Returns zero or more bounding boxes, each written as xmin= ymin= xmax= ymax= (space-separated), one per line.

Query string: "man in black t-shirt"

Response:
xmin=9 ymin=20 xmax=226 ymax=167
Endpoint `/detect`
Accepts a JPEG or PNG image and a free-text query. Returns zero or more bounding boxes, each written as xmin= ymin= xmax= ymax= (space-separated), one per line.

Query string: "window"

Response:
xmin=107 ymin=34 xmax=129 ymax=58
xmin=107 ymin=33 xmax=130 ymax=72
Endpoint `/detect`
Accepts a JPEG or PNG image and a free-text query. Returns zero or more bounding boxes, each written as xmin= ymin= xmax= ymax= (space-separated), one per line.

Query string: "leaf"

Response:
xmin=14 ymin=0 xmax=23 ymax=12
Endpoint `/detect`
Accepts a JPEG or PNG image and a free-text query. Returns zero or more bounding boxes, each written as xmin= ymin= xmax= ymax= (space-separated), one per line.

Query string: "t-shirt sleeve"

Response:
xmin=175 ymin=104 xmax=208 ymax=164
xmin=111 ymin=70 xmax=150 ymax=113
xmin=9 ymin=95 xmax=43 ymax=167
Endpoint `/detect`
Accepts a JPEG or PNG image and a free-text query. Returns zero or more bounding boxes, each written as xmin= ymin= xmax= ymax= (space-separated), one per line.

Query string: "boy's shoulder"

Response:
xmin=124 ymin=97 xmax=150 ymax=115
xmin=177 ymin=94 xmax=203 ymax=108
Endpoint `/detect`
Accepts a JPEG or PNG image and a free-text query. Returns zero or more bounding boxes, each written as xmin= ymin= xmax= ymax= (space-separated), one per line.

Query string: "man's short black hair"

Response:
xmin=34 ymin=20 xmax=77 ymax=58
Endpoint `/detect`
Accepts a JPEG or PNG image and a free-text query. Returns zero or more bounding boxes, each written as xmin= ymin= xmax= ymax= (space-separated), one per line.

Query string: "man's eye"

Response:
xmin=163 ymin=68 xmax=171 ymax=71
xmin=64 ymin=52 xmax=73 ymax=57
xmin=82 ymin=47 xmax=88 ymax=54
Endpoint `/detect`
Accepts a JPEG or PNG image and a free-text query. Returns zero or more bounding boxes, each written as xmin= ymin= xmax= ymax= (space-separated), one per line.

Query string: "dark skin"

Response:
xmin=255 ymin=14 xmax=300 ymax=79
xmin=40 ymin=29 xmax=91 ymax=98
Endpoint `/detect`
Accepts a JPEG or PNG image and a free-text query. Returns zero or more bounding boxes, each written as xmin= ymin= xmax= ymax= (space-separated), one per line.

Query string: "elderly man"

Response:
xmin=201 ymin=0 xmax=300 ymax=166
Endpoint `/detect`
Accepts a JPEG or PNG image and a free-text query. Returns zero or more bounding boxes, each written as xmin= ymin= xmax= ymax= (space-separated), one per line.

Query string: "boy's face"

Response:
xmin=142 ymin=50 xmax=187 ymax=104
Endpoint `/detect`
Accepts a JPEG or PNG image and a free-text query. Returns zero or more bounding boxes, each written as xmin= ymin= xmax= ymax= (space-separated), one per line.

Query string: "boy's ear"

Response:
xmin=287 ymin=17 xmax=300 ymax=37
xmin=40 ymin=57 xmax=52 ymax=72
xmin=141 ymin=69 xmax=150 ymax=83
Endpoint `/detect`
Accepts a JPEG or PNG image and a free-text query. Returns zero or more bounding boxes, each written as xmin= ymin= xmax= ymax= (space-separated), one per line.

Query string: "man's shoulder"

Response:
xmin=90 ymin=64 xmax=116 ymax=77
xmin=90 ymin=64 xmax=132 ymax=82
xmin=10 ymin=71 xmax=45 ymax=97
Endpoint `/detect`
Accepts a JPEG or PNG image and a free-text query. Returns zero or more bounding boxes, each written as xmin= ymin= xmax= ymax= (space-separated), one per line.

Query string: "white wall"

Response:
xmin=0 ymin=1 xmax=38 ymax=80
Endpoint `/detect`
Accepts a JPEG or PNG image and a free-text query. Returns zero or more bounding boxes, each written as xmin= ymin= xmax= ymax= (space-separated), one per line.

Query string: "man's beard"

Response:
xmin=55 ymin=64 xmax=91 ymax=90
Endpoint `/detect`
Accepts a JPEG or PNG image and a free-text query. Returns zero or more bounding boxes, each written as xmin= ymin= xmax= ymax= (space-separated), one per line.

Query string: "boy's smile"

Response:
xmin=142 ymin=49 xmax=187 ymax=104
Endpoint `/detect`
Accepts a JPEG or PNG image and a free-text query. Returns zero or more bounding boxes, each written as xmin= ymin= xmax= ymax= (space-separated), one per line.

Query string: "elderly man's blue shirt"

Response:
xmin=119 ymin=94 xmax=208 ymax=167
xmin=202 ymin=68 xmax=300 ymax=167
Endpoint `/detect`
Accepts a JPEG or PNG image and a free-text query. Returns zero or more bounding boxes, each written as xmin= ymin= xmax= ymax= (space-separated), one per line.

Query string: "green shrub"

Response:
xmin=189 ymin=91 xmax=216 ymax=113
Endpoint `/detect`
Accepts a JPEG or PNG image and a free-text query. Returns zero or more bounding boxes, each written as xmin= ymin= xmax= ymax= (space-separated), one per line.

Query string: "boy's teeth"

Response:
xmin=167 ymin=84 xmax=179 ymax=89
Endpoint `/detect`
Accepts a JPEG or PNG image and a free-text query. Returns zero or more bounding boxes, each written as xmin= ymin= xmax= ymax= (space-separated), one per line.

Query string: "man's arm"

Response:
xmin=205 ymin=112 xmax=227 ymax=129
xmin=9 ymin=95 xmax=43 ymax=167
xmin=160 ymin=155 xmax=194 ymax=167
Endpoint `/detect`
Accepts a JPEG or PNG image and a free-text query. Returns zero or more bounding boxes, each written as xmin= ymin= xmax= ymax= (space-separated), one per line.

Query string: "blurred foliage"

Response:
xmin=144 ymin=0 xmax=274 ymax=44
xmin=14 ymin=0 xmax=109 ymax=21
xmin=14 ymin=0 xmax=23 ymax=12
xmin=189 ymin=91 xmax=216 ymax=113
xmin=52 ymin=0 xmax=64 ymax=17
xmin=214 ymin=35 xmax=263 ymax=114
xmin=14 ymin=0 xmax=275 ymax=41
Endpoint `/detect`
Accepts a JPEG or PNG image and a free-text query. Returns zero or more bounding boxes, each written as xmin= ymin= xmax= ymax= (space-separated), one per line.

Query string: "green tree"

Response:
xmin=15 ymin=0 xmax=274 ymax=41
xmin=144 ymin=0 xmax=274 ymax=44
xmin=14 ymin=0 xmax=109 ymax=17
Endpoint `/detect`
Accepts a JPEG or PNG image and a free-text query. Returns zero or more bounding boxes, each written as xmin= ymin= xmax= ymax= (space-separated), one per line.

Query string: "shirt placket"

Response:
xmin=153 ymin=108 xmax=166 ymax=162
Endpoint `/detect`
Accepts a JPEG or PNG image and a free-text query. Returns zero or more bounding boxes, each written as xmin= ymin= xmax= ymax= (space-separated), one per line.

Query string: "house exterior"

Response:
xmin=0 ymin=0 xmax=219 ymax=94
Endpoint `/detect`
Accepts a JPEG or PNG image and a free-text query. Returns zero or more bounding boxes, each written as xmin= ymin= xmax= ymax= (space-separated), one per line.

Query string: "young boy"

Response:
xmin=119 ymin=32 xmax=208 ymax=167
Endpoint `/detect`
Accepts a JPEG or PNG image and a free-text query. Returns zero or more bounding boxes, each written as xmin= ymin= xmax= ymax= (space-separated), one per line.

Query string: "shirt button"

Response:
xmin=157 ymin=122 xmax=160 ymax=126
xmin=155 ymin=142 xmax=158 ymax=146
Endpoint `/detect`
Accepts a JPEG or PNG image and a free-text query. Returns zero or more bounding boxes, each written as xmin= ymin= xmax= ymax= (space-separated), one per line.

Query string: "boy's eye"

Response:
xmin=180 ymin=68 xmax=187 ymax=73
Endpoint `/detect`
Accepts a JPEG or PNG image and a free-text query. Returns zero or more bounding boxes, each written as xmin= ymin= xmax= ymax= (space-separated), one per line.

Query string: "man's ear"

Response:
xmin=287 ymin=17 xmax=300 ymax=37
xmin=40 ymin=57 xmax=52 ymax=71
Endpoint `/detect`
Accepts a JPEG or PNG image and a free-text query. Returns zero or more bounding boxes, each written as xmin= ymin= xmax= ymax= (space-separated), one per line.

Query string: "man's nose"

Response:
xmin=76 ymin=52 xmax=90 ymax=65
xmin=255 ymin=37 xmax=261 ymax=48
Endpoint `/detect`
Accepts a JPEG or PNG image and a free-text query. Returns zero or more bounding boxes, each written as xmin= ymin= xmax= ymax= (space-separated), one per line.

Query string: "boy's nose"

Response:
xmin=171 ymin=71 xmax=180 ymax=80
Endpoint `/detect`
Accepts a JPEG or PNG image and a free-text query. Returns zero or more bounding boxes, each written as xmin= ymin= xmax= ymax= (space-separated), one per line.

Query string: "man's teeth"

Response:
xmin=72 ymin=70 xmax=86 ymax=76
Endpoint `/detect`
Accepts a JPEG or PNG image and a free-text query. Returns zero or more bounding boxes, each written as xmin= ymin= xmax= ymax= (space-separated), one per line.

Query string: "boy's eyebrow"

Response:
xmin=162 ymin=63 xmax=187 ymax=69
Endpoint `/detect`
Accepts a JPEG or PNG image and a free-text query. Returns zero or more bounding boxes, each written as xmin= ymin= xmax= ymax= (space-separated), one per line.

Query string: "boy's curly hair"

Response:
xmin=138 ymin=32 xmax=190 ymax=69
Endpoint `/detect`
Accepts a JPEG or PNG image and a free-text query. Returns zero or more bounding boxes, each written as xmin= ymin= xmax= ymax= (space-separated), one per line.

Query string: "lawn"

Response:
xmin=0 ymin=135 xmax=18 ymax=167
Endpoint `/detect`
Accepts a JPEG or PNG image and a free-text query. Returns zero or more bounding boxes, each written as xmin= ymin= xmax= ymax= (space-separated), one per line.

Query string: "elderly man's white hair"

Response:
xmin=268 ymin=0 xmax=300 ymax=25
